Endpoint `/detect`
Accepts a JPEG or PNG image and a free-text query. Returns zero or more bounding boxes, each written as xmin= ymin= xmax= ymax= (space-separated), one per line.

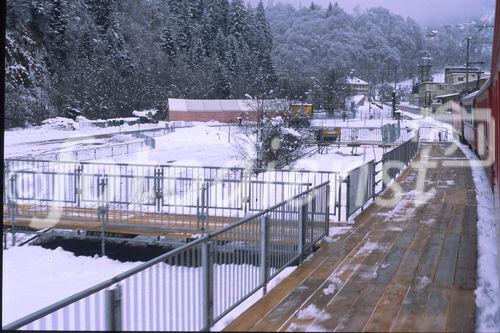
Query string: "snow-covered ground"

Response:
xmin=457 ymin=143 xmax=500 ymax=332
xmin=2 ymin=242 xmax=296 ymax=330
xmin=295 ymin=145 xmax=384 ymax=176
xmin=101 ymin=124 xmax=242 ymax=167
xmin=2 ymin=246 xmax=138 ymax=324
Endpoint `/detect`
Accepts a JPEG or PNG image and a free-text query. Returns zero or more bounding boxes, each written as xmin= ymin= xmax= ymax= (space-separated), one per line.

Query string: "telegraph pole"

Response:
xmin=392 ymin=64 xmax=397 ymax=119
xmin=465 ymin=37 xmax=471 ymax=93
xmin=394 ymin=63 xmax=397 ymax=92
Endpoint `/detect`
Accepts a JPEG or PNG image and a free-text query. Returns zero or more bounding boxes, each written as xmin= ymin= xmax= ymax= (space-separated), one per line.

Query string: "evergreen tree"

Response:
xmin=320 ymin=68 xmax=349 ymax=116
xmin=86 ymin=0 xmax=114 ymax=35
xmin=47 ymin=0 xmax=67 ymax=63
xmin=78 ymin=32 xmax=94 ymax=62
xmin=229 ymin=0 xmax=247 ymax=40
xmin=174 ymin=3 xmax=193 ymax=51
xmin=216 ymin=0 xmax=230 ymax=36
xmin=160 ymin=25 xmax=176 ymax=58
xmin=325 ymin=3 xmax=333 ymax=18
xmin=255 ymin=1 xmax=272 ymax=51
xmin=254 ymin=1 xmax=276 ymax=94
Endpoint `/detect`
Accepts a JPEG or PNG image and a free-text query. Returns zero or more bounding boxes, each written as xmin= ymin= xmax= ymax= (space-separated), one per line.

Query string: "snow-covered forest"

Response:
xmin=5 ymin=0 xmax=494 ymax=128
xmin=266 ymin=3 xmax=494 ymax=98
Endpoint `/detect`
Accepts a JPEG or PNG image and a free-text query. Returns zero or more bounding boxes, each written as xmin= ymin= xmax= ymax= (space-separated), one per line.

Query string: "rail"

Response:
xmin=418 ymin=126 xmax=453 ymax=142
xmin=3 ymin=181 xmax=330 ymax=331
xmin=382 ymin=132 xmax=420 ymax=189
xmin=308 ymin=125 xmax=416 ymax=146
xmin=3 ymin=159 xmax=340 ymax=250
xmin=16 ymin=124 xmax=180 ymax=162
xmin=343 ymin=132 xmax=420 ymax=219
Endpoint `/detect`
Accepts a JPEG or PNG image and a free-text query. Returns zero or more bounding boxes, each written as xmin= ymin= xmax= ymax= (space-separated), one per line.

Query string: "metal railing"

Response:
xmin=28 ymin=140 xmax=153 ymax=162
xmin=418 ymin=126 xmax=453 ymax=143
xmin=3 ymin=182 xmax=330 ymax=331
xmin=3 ymin=159 xmax=340 ymax=249
xmin=308 ymin=126 xmax=416 ymax=145
xmin=342 ymin=132 xmax=420 ymax=219
xmin=345 ymin=160 xmax=376 ymax=217
xmin=17 ymin=125 xmax=179 ymax=162
xmin=3 ymin=130 xmax=425 ymax=248
xmin=382 ymin=132 xmax=420 ymax=189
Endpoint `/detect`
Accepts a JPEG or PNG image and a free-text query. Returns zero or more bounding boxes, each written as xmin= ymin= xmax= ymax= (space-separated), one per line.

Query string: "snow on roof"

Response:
xmin=432 ymin=73 xmax=445 ymax=83
xmin=435 ymin=93 xmax=461 ymax=99
xmin=347 ymin=77 xmax=368 ymax=85
xmin=351 ymin=95 xmax=365 ymax=104
xmin=132 ymin=109 xmax=157 ymax=117
xmin=461 ymin=90 xmax=480 ymax=102
xmin=168 ymin=99 xmax=286 ymax=112
xmin=290 ymin=101 xmax=312 ymax=106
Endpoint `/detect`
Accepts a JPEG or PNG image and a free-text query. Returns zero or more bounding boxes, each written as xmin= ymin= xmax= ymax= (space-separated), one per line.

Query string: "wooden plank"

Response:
xmin=434 ymin=234 xmax=460 ymax=288
xmin=362 ymin=282 xmax=410 ymax=332
xmin=223 ymin=221 xmax=372 ymax=332
xmin=445 ymin=289 xmax=475 ymax=332
xmin=416 ymin=287 xmax=452 ymax=332
xmin=454 ymin=234 xmax=477 ymax=290
xmin=255 ymin=228 xmax=378 ymax=332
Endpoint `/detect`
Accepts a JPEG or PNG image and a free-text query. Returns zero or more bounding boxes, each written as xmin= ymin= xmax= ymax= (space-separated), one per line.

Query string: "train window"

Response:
xmin=464 ymin=105 xmax=474 ymax=126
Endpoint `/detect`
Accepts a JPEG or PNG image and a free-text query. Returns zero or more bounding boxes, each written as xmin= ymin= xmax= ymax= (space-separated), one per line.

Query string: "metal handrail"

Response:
xmin=2 ymin=232 xmax=208 ymax=330
xmin=3 ymin=181 xmax=330 ymax=330
xmin=4 ymin=158 xmax=334 ymax=175
xmin=210 ymin=181 xmax=329 ymax=237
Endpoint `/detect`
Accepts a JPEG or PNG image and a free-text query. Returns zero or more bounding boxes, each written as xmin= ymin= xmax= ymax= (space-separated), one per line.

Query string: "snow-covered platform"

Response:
xmin=225 ymin=143 xmax=478 ymax=332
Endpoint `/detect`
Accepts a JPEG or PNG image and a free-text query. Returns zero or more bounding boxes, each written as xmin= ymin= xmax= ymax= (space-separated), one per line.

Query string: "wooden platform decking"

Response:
xmin=3 ymin=205 xmax=241 ymax=238
xmin=224 ymin=143 xmax=478 ymax=332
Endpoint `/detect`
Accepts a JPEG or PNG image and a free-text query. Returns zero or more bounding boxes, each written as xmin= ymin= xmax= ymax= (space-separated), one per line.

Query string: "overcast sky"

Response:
xmin=264 ymin=0 xmax=496 ymax=26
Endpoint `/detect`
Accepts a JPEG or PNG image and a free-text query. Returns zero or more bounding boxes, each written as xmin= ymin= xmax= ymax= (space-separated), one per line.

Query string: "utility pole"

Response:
xmin=394 ymin=63 xmax=397 ymax=92
xmin=392 ymin=63 xmax=397 ymax=119
xmin=465 ymin=37 xmax=471 ymax=94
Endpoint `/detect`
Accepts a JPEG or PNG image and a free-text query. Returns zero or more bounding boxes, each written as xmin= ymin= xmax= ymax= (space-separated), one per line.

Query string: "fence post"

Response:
xmin=155 ymin=167 xmax=164 ymax=212
xmin=325 ymin=184 xmax=330 ymax=237
xmin=202 ymin=240 xmax=214 ymax=331
xmin=337 ymin=175 xmax=342 ymax=222
xmin=98 ymin=177 xmax=108 ymax=257
xmin=345 ymin=176 xmax=350 ymax=221
xmin=381 ymin=156 xmax=387 ymax=191
xmin=298 ymin=197 xmax=308 ymax=264
xmin=260 ymin=215 xmax=270 ymax=295
xmin=202 ymin=182 xmax=207 ymax=231
xmin=75 ymin=164 xmax=83 ymax=207
xmin=105 ymin=285 xmax=122 ymax=331
xmin=198 ymin=182 xmax=209 ymax=232
xmin=9 ymin=174 xmax=17 ymax=247
xmin=372 ymin=162 xmax=377 ymax=200
xmin=310 ymin=192 xmax=316 ymax=245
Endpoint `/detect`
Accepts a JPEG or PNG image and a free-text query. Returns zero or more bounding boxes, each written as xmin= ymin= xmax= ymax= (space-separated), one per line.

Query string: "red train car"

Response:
xmin=475 ymin=79 xmax=495 ymax=184
xmin=455 ymin=0 xmax=499 ymax=206
xmin=492 ymin=0 xmax=500 ymax=211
